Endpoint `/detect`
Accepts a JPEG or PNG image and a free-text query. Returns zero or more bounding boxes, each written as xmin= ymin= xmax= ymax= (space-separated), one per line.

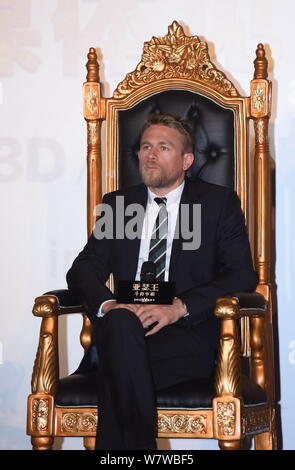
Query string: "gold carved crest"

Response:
xmin=113 ymin=21 xmax=238 ymax=99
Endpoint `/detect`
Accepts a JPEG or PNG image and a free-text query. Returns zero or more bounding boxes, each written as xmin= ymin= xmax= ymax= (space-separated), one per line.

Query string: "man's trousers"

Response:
xmin=94 ymin=308 xmax=216 ymax=450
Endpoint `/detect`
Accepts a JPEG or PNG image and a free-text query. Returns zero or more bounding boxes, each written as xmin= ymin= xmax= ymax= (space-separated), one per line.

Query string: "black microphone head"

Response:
xmin=140 ymin=261 xmax=156 ymax=282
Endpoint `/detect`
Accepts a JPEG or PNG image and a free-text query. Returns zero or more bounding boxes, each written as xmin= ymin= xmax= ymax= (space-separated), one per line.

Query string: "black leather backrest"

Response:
xmin=118 ymin=89 xmax=235 ymax=190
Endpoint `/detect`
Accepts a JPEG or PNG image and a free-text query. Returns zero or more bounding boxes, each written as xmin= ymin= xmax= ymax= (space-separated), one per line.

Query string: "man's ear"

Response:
xmin=183 ymin=153 xmax=195 ymax=171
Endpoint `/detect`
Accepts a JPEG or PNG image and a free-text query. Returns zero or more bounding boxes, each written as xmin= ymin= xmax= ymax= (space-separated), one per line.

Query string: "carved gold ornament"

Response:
xmin=254 ymin=119 xmax=266 ymax=144
xmin=88 ymin=121 xmax=99 ymax=146
xmin=86 ymin=85 xmax=99 ymax=115
xmin=113 ymin=21 xmax=238 ymax=99
xmin=215 ymin=335 xmax=241 ymax=398
xmin=61 ymin=412 xmax=98 ymax=433
xmin=253 ymin=87 xmax=265 ymax=112
xmin=32 ymin=398 xmax=49 ymax=432
xmin=31 ymin=333 xmax=58 ymax=395
xmin=33 ymin=295 xmax=58 ymax=317
xmin=250 ymin=78 xmax=270 ymax=118
xmin=214 ymin=297 xmax=239 ymax=319
xmin=216 ymin=402 xmax=235 ymax=436
xmin=158 ymin=413 xmax=207 ymax=434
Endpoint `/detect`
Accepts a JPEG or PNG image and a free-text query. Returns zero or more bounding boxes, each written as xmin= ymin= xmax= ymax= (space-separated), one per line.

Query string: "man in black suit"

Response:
xmin=67 ymin=114 xmax=257 ymax=450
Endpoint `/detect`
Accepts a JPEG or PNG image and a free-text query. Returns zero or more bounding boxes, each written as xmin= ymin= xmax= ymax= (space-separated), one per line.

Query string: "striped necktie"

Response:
xmin=148 ymin=197 xmax=168 ymax=281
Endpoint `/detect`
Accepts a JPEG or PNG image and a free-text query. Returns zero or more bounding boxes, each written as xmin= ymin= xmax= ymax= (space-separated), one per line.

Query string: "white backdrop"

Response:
xmin=0 ymin=0 xmax=294 ymax=450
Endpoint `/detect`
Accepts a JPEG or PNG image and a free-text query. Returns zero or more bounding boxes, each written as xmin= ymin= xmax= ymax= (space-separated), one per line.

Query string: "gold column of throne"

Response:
xmin=27 ymin=22 xmax=279 ymax=450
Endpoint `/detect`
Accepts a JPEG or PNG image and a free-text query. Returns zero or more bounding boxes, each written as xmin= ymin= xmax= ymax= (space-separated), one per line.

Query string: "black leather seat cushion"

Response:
xmin=56 ymin=372 xmax=266 ymax=409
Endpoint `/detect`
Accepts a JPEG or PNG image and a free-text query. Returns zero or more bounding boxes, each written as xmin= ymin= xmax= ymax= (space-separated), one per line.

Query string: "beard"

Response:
xmin=139 ymin=164 xmax=182 ymax=189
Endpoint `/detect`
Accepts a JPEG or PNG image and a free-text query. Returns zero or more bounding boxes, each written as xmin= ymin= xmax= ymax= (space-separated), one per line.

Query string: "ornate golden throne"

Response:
xmin=27 ymin=22 xmax=279 ymax=450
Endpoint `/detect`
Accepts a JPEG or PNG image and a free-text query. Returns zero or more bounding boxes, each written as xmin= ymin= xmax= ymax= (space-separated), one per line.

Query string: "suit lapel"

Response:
xmin=169 ymin=178 xmax=199 ymax=281
xmin=120 ymin=185 xmax=148 ymax=280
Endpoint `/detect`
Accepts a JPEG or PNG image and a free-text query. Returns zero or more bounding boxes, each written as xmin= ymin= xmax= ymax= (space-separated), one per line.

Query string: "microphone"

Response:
xmin=115 ymin=261 xmax=175 ymax=304
xmin=140 ymin=261 xmax=156 ymax=282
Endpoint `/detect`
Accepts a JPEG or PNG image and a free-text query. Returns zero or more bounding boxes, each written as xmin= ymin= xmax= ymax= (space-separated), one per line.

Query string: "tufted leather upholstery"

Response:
xmin=118 ymin=89 xmax=235 ymax=190
xmin=56 ymin=372 xmax=267 ymax=409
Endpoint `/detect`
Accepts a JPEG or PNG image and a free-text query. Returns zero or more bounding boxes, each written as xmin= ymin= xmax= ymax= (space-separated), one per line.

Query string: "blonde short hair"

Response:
xmin=140 ymin=114 xmax=194 ymax=154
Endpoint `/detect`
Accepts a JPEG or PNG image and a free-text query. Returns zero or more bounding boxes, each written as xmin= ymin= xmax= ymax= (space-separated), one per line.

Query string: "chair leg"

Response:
xmin=254 ymin=432 xmax=275 ymax=450
xmin=31 ymin=436 xmax=54 ymax=450
xmin=254 ymin=405 xmax=278 ymax=450
xmin=218 ymin=439 xmax=242 ymax=450
xmin=241 ymin=436 xmax=252 ymax=450
xmin=83 ymin=437 xmax=96 ymax=450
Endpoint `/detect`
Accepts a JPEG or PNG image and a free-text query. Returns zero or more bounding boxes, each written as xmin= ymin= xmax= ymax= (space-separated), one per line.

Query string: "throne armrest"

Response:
xmin=232 ymin=291 xmax=266 ymax=313
xmin=214 ymin=292 xmax=266 ymax=321
xmin=213 ymin=292 xmax=267 ymax=402
xmin=33 ymin=289 xmax=86 ymax=318
xmin=30 ymin=289 xmax=87 ymax=401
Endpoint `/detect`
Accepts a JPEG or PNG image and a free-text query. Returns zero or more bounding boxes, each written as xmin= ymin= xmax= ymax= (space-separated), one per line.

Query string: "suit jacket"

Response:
xmin=67 ymin=177 xmax=257 ymax=354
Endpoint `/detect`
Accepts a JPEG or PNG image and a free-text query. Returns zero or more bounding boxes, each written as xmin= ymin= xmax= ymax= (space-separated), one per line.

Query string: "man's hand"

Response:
xmin=102 ymin=298 xmax=186 ymax=336
xmin=101 ymin=300 xmax=140 ymax=315
xmin=134 ymin=297 xmax=186 ymax=336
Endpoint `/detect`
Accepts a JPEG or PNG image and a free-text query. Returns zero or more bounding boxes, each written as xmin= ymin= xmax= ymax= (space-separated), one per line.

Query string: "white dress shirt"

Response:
xmin=135 ymin=182 xmax=184 ymax=281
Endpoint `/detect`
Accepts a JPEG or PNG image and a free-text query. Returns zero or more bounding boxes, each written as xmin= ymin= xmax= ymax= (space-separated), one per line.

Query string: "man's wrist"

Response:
xmin=97 ymin=299 xmax=117 ymax=317
xmin=175 ymin=297 xmax=189 ymax=317
xmin=102 ymin=299 xmax=117 ymax=314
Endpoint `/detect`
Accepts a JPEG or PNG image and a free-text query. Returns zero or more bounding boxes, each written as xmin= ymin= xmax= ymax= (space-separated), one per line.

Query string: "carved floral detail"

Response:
xmin=61 ymin=412 xmax=98 ymax=433
xmin=253 ymin=87 xmax=265 ymax=112
xmin=158 ymin=413 xmax=207 ymax=434
xmin=86 ymin=85 xmax=98 ymax=115
xmin=113 ymin=21 xmax=238 ymax=99
xmin=216 ymin=402 xmax=235 ymax=436
xmin=32 ymin=398 xmax=49 ymax=431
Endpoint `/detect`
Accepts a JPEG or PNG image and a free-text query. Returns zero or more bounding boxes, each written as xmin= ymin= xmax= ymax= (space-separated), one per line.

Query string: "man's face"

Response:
xmin=138 ymin=124 xmax=194 ymax=193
